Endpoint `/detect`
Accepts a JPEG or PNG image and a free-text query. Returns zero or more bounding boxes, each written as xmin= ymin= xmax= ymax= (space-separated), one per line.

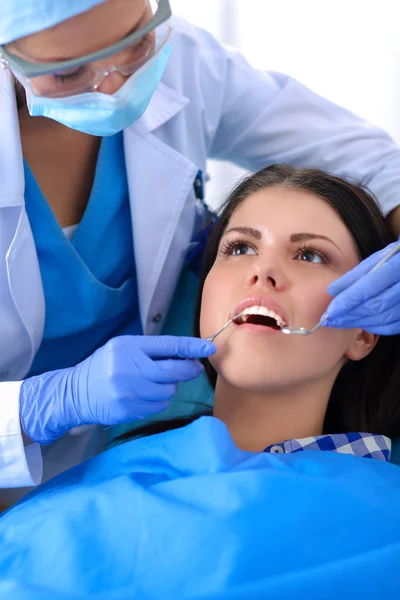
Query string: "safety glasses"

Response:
xmin=0 ymin=0 xmax=172 ymax=98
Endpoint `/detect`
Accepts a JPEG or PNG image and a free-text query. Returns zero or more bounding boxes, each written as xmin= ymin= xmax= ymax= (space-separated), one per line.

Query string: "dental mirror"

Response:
xmin=280 ymin=315 xmax=328 ymax=336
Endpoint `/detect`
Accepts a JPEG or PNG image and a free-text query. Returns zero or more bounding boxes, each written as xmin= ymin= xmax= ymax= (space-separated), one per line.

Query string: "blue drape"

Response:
xmin=1 ymin=417 xmax=400 ymax=598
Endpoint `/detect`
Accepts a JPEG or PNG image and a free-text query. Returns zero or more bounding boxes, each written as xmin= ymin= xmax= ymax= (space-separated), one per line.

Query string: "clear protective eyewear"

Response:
xmin=0 ymin=0 xmax=172 ymax=99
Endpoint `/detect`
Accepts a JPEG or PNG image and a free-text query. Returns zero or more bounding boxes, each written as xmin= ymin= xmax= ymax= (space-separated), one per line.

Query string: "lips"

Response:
xmin=232 ymin=295 xmax=289 ymax=327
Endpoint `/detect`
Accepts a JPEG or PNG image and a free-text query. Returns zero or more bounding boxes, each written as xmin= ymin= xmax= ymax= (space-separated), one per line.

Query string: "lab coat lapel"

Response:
xmin=0 ymin=69 xmax=45 ymax=377
xmin=124 ymin=83 xmax=197 ymax=333
xmin=0 ymin=69 xmax=24 ymax=208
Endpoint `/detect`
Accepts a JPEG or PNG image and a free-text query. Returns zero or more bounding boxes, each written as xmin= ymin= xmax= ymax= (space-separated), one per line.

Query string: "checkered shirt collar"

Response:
xmin=264 ymin=432 xmax=391 ymax=462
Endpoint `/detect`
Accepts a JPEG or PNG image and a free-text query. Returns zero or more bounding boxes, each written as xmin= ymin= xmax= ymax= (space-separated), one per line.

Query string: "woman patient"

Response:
xmin=197 ymin=164 xmax=400 ymax=452
xmin=1 ymin=165 xmax=400 ymax=599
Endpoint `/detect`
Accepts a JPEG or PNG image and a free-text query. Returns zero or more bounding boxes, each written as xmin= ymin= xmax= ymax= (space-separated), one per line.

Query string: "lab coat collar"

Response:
xmin=135 ymin=81 xmax=190 ymax=133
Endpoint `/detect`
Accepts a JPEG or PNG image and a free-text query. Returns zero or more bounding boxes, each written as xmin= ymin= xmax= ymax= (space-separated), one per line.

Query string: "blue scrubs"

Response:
xmin=24 ymin=133 xmax=142 ymax=377
xmin=23 ymin=137 xmax=214 ymax=431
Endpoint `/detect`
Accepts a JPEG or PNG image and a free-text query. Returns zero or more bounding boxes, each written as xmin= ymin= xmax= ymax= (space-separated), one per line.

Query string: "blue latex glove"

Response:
xmin=20 ymin=335 xmax=216 ymax=444
xmin=323 ymin=240 xmax=400 ymax=335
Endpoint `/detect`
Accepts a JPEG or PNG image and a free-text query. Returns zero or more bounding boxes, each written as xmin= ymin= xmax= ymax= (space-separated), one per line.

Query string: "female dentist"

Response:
xmin=0 ymin=0 xmax=399 ymax=502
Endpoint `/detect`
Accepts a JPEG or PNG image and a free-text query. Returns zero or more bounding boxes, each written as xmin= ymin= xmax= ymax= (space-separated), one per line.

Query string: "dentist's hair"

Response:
xmin=194 ymin=164 xmax=400 ymax=438
xmin=117 ymin=164 xmax=400 ymax=443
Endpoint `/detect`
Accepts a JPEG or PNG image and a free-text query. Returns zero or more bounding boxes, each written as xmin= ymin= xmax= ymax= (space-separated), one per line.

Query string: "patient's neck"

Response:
xmin=213 ymin=376 xmax=336 ymax=452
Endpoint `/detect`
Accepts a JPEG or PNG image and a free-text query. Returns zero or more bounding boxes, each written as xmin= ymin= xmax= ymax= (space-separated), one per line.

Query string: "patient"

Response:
xmin=1 ymin=165 xmax=400 ymax=599
xmin=122 ymin=163 xmax=400 ymax=452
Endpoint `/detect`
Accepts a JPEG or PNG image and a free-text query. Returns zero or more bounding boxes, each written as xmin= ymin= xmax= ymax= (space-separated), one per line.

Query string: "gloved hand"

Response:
xmin=20 ymin=335 xmax=216 ymax=444
xmin=323 ymin=240 xmax=400 ymax=335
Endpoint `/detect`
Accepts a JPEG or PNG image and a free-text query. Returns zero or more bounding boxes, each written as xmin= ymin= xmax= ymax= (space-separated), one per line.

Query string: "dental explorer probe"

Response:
xmin=206 ymin=312 xmax=247 ymax=342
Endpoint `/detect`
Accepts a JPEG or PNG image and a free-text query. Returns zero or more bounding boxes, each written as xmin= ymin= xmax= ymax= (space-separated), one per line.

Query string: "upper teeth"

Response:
xmin=240 ymin=306 xmax=286 ymax=327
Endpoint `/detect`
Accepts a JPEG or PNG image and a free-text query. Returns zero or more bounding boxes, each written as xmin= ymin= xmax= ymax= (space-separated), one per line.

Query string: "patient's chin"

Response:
xmin=214 ymin=360 xmax=291 ymax=394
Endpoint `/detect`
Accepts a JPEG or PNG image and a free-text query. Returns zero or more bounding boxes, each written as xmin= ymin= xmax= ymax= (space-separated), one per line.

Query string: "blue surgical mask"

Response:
xmin=25 ymin=44 xmax=171 ymax=136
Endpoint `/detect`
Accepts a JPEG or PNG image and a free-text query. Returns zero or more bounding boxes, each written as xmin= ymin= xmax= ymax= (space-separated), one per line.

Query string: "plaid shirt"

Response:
xmin=264 ymin=432 xmax=391 ymax=462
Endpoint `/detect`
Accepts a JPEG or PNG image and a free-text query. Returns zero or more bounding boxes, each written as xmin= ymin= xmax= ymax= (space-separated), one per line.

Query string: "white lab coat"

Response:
xmin=1 ymin=17 xmax=400 ymax=499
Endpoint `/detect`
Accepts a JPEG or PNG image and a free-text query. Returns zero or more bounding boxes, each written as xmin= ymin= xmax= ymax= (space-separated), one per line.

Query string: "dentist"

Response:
xmin=0 ymin=0 xmax=399 ymax=501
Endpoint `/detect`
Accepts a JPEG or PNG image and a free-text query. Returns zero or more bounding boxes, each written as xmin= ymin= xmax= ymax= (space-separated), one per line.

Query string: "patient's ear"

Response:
xmin=345 ymin=330 xmax=379 ymax=361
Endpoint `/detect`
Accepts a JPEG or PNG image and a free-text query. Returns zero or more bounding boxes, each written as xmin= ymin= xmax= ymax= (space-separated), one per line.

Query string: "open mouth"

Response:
xmin=233 ymin=306 xmax=287 ymax=330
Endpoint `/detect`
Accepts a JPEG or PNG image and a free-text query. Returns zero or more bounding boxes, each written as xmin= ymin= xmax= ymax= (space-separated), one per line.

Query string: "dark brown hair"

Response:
xmin=14 ymin=79 xmax=26 ymax=110
xmin=118 ymin=165 xmax=400 ymax=443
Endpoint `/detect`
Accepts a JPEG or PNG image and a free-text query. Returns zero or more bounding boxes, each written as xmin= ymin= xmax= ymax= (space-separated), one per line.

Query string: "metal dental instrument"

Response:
xmin=280 ymin=314 xmax=328 ymax=336
xmin=281 ymin=240 xmax=400 ymax=336
xmin=206 ymin=311 xmax=247 ymax=342
xmin=368 ymin=239 xmax=400 ymax=273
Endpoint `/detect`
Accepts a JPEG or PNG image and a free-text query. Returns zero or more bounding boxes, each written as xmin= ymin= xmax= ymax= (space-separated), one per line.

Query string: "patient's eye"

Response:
xmin=295 ymin=246 xmax=329 ymax=264
xmin=220 ymin=239 xmax=257 ymax=257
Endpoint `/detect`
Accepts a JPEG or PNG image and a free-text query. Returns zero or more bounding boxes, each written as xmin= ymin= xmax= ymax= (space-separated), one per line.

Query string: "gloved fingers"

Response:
xmin=325 ymin=281 xmax=400 ymax=325
xmin=328 ymin=242 xmax=400 ymax=296
xmin=360 ymin=280 xmax=400 ymax=314
xmin=137 ymin=336 xmax=216 ymax=360
xmin=135 ymin=356 xmax=205 ymax=385
xmin=330 ymin=310 xmax=400 ymax=334
xmin=132 ymin=351 xmax=205 ymax=384
xmin=340 ymin=321 xmax=400 ymax=336
xmin=128 ymin=380 xmax=178 ymax=403
xmin=155 ymin=359 xmax=205 ymax=383
xmin=365 ymin=321 xmax=400 ymax=336
xmin=101 ymin=394 xmax=171 ymax=422
xmin=141 ymin=399 xmax=170 ymax=416
xmin=326 ymin=260 xmax=400 ymax=319
xmin=127 ymin=399 xmax=171 ymax=418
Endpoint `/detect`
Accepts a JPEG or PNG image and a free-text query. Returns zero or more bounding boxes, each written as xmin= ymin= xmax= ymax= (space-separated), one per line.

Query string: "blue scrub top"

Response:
xmin=24 ymin=133 xmax=142 ymax=376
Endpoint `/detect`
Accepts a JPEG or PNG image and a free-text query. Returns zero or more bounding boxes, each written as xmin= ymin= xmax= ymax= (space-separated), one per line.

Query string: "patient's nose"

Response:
xmin=246 ymin=256 xmax=290 ymax=291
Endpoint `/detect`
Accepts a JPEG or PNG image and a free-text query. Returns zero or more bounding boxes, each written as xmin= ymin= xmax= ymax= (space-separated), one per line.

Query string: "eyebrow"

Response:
xmin=289 ymin=232 xmax=342 ymax=253
xmin=223 ymin=227 xmax=342 ymax=253
xmin=224 ymin=226 xmax=262 ymax=239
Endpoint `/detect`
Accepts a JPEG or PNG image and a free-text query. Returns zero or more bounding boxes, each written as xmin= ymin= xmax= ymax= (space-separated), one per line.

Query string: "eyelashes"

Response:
xmin=219 ymin=238 xmax=254 ymax=257
xmin=218 ymin=237 xmax=333 ymax=265
xmin=294 ymin=244 xmax=331 ymax=265
xmin=53 ymin=66 xmax=85 ymax=84
xmin=52 ymin=34 xmax=153 ymax=86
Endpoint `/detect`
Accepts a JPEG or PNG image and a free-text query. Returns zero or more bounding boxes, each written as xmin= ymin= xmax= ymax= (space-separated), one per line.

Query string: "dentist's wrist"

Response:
xmin=20 ymin=367 xmax=81 ymax=445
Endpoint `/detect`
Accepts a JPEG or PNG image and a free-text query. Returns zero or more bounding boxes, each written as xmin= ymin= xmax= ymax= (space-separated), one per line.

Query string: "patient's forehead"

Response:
xmin=227 ymin=186 xmax=358 ymax=253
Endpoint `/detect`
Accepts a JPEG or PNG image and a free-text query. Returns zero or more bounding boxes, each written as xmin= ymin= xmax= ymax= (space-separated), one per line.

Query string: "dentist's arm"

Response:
xmin=177 ymin=18 xmax=400 ymax=218
xmin=0 ymin=336 xmax=215 ymax=488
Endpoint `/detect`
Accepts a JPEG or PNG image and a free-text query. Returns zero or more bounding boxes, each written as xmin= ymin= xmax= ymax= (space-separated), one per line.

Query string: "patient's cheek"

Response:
xmin=199 ymin=301 xmax=212 ymax=340
xmin=302 ymin=285 xmax=333 ymax=327
xmin=199 ymin=274 xmax=221 ymax=340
